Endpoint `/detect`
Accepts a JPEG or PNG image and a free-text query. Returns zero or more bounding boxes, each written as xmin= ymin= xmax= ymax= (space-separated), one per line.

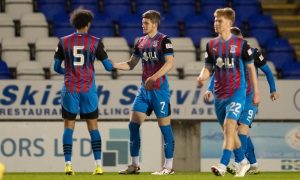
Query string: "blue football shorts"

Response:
xmin=61 ymin=84 xmax=98 ymax=115
xmin=239 ymin=93 xmax=258 ymax=127
xmin=132 ymin=86 xmax=171 ymax=118
xmin=214 ymin=88 xmax=246 ymax=125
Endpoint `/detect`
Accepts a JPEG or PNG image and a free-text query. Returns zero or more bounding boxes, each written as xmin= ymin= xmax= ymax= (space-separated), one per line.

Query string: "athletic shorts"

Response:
xmin=239 ymin=93 xmax=258 ymax=127
xmin=214 ymin=88 xmax=246 ymax=125
xmin=61 ymin=84 xmax=98 ymax=120
xmin=132 ymin=86 xmax=171 ymax=118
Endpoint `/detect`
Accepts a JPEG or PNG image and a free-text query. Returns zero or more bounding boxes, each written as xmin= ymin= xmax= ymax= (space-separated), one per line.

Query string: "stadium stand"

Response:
xmin=0 ymin=60 xmax=12 ymax=79
xmin=5 ymin=0 xmax=33 ymax=20
xmin=20 ymin=13 xmax=48 ymax=44
xmin=16 ymin=61 xmax=45 ymax=80
xmin=0 ymin=0 xmax=298 ymax=79
xmin=1 ymin=37 xmax=30 ymax=68
xmin=102 ymin=37 xmax=131 ymax=62
xmin=35 ymin=37 xmax=59 ymax=69
xmin=183 ymin=61 xmax=204 ymax=80
xmin=0 ymin=13 xmax=15 ymax=41
xmin=171 ymin=37 xmax=196 ymax=69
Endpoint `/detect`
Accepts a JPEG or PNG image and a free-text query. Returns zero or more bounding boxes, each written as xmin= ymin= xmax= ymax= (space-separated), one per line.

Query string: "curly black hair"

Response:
xmin=70 ymin=8 xmax=94 ymax=29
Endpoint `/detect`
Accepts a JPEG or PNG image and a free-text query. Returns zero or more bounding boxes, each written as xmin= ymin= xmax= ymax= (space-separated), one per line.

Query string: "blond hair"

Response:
xmin=214 ymin=7 xmax=235 ymax=24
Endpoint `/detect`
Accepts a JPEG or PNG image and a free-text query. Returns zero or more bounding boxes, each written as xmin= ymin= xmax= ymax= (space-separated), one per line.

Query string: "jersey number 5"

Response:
xmin=73 ymin=46 xmax=84 ymax=66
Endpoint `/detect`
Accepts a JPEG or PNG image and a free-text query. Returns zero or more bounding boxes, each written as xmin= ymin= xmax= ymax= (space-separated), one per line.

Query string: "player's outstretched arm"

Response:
xmin=247 ymin=63 xmax=260 ymax=105
xmin=260 ymin=64 xmax=279 ymax=101
xmin=101 ymin=58 xmax=113 ymax=72
xmin=113 ymin=55 xmax=140 ymax=71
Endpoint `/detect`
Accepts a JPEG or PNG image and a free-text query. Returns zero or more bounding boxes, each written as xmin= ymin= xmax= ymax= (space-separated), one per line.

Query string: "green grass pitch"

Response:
xmin=3 ymin=172 xmax=300 ymax=180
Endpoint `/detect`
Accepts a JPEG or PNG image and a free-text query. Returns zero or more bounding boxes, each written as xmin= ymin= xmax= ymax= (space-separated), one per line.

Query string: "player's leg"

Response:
xmin=119 ymin=89 xmax=148 ymax=174
xmin=246 ymin=137 xmax=259 ymax=174
xmin=226 ymin=95 xmax=250 ymax=177
xmin=238 ymin=96 xmax=259 ymax=175
xmin=61 ymin=91 xmax=79 ymax=175
xmin=210 ymin=99 xmax=228 ymax=176
xmin=80 ymin=88 xmax=103 ymax=175
xmin=150 ymin=89 xmax=174 ymax=175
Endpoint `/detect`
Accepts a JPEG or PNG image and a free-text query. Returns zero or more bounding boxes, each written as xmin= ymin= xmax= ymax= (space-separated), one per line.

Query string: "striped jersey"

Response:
xmin=133 ymin=32 xmax=174 ymax=90
xmin=205 ymin=35 xmax=253 ymax=99
xmin=54 ymin=32 xmax=108 ymax=93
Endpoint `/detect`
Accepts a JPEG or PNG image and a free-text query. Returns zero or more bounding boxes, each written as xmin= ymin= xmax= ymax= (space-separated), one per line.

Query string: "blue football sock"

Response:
xmin=129 ymin=121 xmax=141 ymax=157
xmin=233 ymin=147 xmax=245 ymax=163
xmin=90 ymin=129 xmax=102 ymax=160
xmin=63 ymin=128 xmax=73 ymax=162
xmin=246 ymin=137 xmax=257 ymax=164
xmin=238 ymin=134 xmax=248 ymax=153
xmin=159 ymin=125 xmax=175 ymax=159
xmin=220 ymin=149 xmax=232 ymax=166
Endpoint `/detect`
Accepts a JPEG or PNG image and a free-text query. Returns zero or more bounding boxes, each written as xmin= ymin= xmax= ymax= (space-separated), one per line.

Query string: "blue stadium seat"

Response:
xmin=89 ymin=15 xmax=114 ymax=37
xmin=200 ymin=4 xmax=226 ymax=23
xmin=136 ymin=2 xmax=163 ymax=15
xmin=232 ymin=0 xmax=260 ymax=5
xmin=249 ymin=15 xmax=276 ymax=28
xmin=266 ymin=38 xmax=295 ymax=69
xmin=282 ymin=62 xmax=300 ymax=79
xmin=201 ymin=0 xmax=228 ymax=6
xmin=71 ymin=0 xmax=100 ymax=14
xmin=52 ymin=12 xmax=73 ymax=37
xmin=249 ymin=29 xmax=277 ymax=48
xmin=37 ymin=0 xmax=67 ymax=22
xmin=159 ymin=14 xmax=180 ymax=37
xmin=266 ymin=38 xmax=293 ymax=52
xmin=248 ymin=15 xmax=278 ymax=47
xmin=119 ymin=14 xmax=142 ymax=46
xmin=168 ymin=2 xmax=196 ymax=22
xmin=103 ymin=1 xmax=132 ymax=21
xmin=234 ymin=4 xmax=262 ymax=23
xmin=0 ymin=60 xmax=11 ymax=79
xmin=185 ymin=14 xmax=212 ymax=47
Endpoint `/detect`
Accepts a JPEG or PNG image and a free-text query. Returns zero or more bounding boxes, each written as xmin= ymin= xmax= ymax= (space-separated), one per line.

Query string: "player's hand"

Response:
xmin=270 ymin=92 xmax=279 ymax=101
xmin=203 ymin=90 xmax=213 ymax=103
xmin=253 ymin=93 xmax=261 ymax=106
xmin=145 ymin=76 xmax=156 ymax=90
xmin=197 ymin=76 xmax=205 ymax=88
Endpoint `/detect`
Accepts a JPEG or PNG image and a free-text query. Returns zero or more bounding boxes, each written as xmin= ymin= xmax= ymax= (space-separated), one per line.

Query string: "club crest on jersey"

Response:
xmin=165 ymin=43 xmax=173 ymax=49
xmin=230 ymin=45 xmax=237 ymax=53
xmin=153 ymin=40 xmax=158 ymax=47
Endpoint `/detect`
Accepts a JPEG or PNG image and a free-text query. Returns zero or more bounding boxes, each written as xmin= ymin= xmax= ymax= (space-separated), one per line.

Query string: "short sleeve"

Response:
xmin=133 ymin=39 xmax=141 ymax=57
xmin=54 ymin=40 xmax=65 ymax=60
xmin=204 ymin=42 xmax=214 ymax=66
xmin=253 ymin=48 xmax=267 ymax=68
xmin=95 ymin=40 xmax=108 ymax=61
xmin=241 ymin=41 xmax=253 ymax=64
xmin=161 ymin=37 xmax=174 ymax=55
